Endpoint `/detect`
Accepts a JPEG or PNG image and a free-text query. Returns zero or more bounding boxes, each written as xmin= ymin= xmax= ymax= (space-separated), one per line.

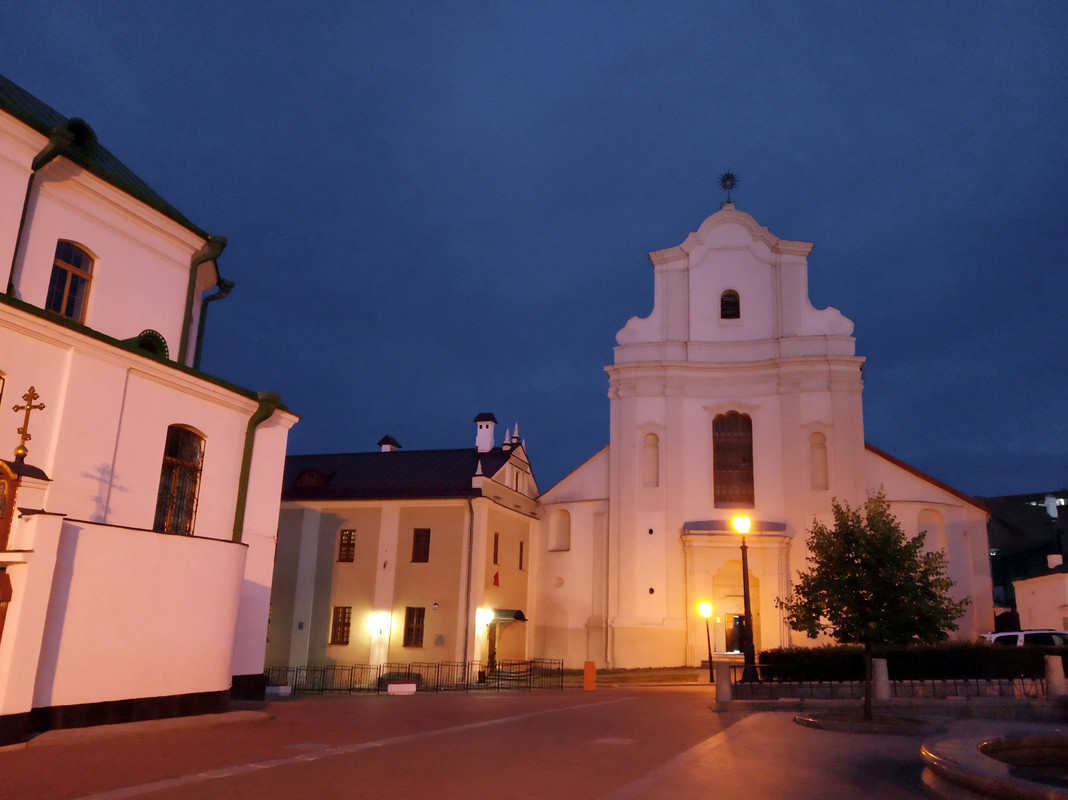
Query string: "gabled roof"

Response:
xmin=864 ymin=442 xmax=990 ymax=514
xmin=0 ymin=73 xmax=207 ymax=238
xmin=283 ymin=448 xmax=515 ymax=502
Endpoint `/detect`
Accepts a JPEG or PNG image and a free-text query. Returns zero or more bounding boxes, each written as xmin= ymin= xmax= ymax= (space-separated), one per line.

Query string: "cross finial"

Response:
xmin=12 ymin=386 xmax=45 ymax=463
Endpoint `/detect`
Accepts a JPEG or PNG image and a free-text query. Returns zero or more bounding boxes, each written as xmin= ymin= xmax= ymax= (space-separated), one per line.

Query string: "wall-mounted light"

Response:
xmin=368 ymin=611 xmax=389 ymax=636
xmin=475 ymin=608 xmax=493 ymax=628
xmin=432 ymin=602 xmax=439 ymax=610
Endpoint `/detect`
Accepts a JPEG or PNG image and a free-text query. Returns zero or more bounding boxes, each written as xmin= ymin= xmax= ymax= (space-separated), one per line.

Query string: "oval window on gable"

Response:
xmin=720 ymin=290 xmax=740 ymax=320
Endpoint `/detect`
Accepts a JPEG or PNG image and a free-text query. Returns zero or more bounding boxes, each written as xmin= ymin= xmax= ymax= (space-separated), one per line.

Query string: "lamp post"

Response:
xmin=698 ymin=601 xmax=714 ymax=683
xmin=733 ymin=515 xmax=758 ymax=681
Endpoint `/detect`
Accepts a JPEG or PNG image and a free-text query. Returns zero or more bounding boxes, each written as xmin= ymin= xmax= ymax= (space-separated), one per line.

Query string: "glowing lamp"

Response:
xmin=368 ymin=611 xmax=389 ymax=635
xmin=698 ymin=601 xmax=713 ymax=619
xmin=476 ymin=608 xmax=494 ymax=628
xmin=731 ymin=515 xmax=751 ymax=535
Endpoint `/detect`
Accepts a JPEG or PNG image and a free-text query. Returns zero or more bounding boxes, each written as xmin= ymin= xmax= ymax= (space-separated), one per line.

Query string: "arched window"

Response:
xmin=549 ymin=509 xmax=571 ymax=552
xmin=809 ymin=432 xmax=829 ymax=491
xmin=713 ymin=412 xmax=754 ymax=507
xmin=153 ymin=425 xmax=205 ymax=535
xmin=642 ymin=433 xmax=659 ymax=487
xmin=46 ymin=241 xmax=93 ymax=323
xmin=720 ymin=290 xmax=740 ymax=320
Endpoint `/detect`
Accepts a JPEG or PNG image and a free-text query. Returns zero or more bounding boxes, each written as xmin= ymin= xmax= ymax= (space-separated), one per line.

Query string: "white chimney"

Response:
xmin=378 ymin=435 xmax=401 ymax=453
xmin=474 ymin=412 xmax=497 ymax=453
xmin=1049 ymin=554 xmax=1063 ymax=570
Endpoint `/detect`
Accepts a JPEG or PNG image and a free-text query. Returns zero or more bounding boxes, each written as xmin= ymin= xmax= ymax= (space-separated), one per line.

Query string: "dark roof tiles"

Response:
xmin=283 ymin=448 xmax=513 ymax=501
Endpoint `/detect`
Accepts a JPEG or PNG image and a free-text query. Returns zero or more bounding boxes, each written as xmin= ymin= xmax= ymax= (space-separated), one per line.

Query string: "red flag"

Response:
xmin=492 ymin=571 xmax=499 ymax=586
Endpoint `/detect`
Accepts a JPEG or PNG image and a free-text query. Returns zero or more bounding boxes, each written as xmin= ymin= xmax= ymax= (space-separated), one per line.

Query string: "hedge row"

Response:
xmin=757 ymin=643 xmax=1065 ymax=681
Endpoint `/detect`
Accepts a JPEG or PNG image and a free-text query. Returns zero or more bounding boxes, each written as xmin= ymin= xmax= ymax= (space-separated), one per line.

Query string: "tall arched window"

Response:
xmin=153 ymin=425 xmax=205 ymax=535
xmin=809 ymin=432 xmax=829 ymax=491
xmin=720 ymin=290 xmax=740 ymax=320
xmin=642 ymin=432 xmax=659 ymax=487
xmin=46 ymin=241 xmax=93 ymax=323
xmin=713 ymin=412 xmax=754 ymax=507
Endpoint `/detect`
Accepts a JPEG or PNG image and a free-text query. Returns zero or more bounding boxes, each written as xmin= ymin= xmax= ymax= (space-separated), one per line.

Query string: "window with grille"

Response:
xmin=412 ymin=528 xmax=430 ymax=562
xmin=338 ymin=530 xmax=356 ymax=562
xmin=403 ymin=606 xmax=425 ymax=647
xmin=46 ymin=241 xmax=93 ymax=323
xmin=519 ymin=540 xmax=525 ymax=570
xmin=493 ymin=532 xmax=499 ymax=565
xmin=153 ymin=425 xmax=205 ymax=535
xmin=713 ymin=412 xmax=754 ymax=508
xmin=329 ymin=606 xmax=351 ymax=645
xmin=720 ymin=290 xmax=740 ymax=320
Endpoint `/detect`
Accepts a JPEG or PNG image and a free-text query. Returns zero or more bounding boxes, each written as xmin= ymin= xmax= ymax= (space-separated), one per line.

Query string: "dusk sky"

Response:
xmin=3 ymin=2 xmax=1065 ymax=497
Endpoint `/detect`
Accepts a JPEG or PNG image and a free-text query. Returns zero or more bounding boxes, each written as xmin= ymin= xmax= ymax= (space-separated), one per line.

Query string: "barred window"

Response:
xmin=713 ymin=412 xmax=754 ymax=508
xmin=720 ymin=290 xmax=740 ymax=320
xmin=46 ymin=241 xmax=93 ymax=323
xmin=338 ymin=530 xmax=356 ymax=562
xmin=412 ymin=528 xmax=430 ymax=562
xmin=153 ymin=425 xmax=204 ymax=535
xmin=329 ymin=606 xmax=351 ymax=645
xmin=493 ymin=532 xmax=499 ymax=565
xmin=403 ymin=606 xmax=425 ymax=647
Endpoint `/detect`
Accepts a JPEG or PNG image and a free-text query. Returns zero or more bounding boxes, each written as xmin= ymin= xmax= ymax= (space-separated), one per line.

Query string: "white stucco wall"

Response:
xmin=1014 ymin=572 xmax=1068 ymax=631
xmin=32 ymin=520 xmax=246 ymax=707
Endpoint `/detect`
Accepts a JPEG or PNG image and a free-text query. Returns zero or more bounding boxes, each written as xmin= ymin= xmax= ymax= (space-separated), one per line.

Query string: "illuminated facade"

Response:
xmin=534 ymin=203 xmax=994 ymax=668
xmin=269 ymin=415 xmax=538 ymax=669
xmin=0 ymin=74 xmax=295 ymax=744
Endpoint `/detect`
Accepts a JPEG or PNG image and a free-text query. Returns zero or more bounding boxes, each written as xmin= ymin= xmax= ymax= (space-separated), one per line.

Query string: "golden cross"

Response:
xmin=12 ymin=386 xmax=45 ymax=463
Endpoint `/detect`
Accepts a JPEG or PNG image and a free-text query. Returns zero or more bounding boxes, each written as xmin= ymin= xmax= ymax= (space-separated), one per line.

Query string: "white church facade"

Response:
xmin=533 ymin=202 xmax=993 ymax=669
xmin=0 ymin=73 xmax=296 ymax=743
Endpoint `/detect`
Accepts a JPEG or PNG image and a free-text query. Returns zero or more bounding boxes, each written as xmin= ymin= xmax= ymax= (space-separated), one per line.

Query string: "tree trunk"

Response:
xmin=863 ymin=641 xmax=873 ymax=721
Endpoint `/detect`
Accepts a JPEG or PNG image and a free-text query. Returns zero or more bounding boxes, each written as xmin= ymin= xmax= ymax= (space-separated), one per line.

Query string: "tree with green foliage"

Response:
xmin=776 ymin=491 xmax=968 ymax=719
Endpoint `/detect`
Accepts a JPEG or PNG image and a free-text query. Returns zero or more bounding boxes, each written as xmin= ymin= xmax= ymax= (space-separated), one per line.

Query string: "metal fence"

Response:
xmin=265 ymin=658 xmax=564 ymax=696
xmin=727 ymin=663 xmax=1047 ymax=700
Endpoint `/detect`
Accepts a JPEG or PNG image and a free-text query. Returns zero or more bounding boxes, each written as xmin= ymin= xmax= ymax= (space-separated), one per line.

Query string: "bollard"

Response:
xmin=873 ymin=658 xmax=890 ymax=701
xmin=1046 ymin=654 xmax=1067 ymax=699
xmin=583 ymin=661 xmax=596 ymax=692
xmin=715 ymin=661 xmax=732 ymax=705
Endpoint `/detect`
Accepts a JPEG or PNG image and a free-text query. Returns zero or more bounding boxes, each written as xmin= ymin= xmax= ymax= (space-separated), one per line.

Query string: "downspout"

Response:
xmin=232 ymin=391 xmax=282 ymax=543
xmin=463 ymin=498 xmax=475 ymax=661
xmin=178 ymin=235 xmax=227 ymax=365
xmin=192 ymin=277 xmax=235 ymax=370
xmin=6 ymin=124 xmax=76 ymax=295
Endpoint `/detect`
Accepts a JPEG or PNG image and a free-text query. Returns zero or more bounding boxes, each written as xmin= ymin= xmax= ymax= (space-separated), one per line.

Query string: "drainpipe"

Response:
xmin=463 ymin=498 xmax=475 ymax=661
xmin=6 ymin=124 xmax=76 ymax=295
xmin=232 ymin=391 xmax=282 ymax=543
xmin=178 ymin=236 xmax=227 ymax=365
xmin=192 ymin=277 xmax=235 ymax=370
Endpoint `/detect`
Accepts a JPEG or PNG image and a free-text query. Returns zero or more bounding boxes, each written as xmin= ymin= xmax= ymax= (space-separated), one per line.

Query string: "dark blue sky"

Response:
xmin=3 ymin=2 xmax=1066 ymax=496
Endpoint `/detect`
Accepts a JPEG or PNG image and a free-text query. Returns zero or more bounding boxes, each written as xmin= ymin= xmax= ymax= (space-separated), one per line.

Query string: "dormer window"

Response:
xmin=46 ymin=241 xmax=93 ymax=323
xmin=720 ymin=290 xmax=740 ymax=320
xmin=295 ymin=469 xmax=324 ymax=488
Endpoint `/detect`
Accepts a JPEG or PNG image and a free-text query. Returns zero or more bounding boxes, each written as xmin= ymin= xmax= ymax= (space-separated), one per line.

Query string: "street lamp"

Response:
xmin=698 ymin=601 xmax=714 ymax=683
xmin=732 ymin=515 xmax=758 ymax=681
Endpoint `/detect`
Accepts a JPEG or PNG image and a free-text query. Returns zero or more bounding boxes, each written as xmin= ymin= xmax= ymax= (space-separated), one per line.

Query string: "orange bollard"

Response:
xmin=583 ymin=660 xmax=596 ymax=692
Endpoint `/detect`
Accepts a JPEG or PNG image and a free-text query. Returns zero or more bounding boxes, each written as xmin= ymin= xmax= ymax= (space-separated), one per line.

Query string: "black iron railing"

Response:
xmin=264 ymin=658 xmax=564 ymax=696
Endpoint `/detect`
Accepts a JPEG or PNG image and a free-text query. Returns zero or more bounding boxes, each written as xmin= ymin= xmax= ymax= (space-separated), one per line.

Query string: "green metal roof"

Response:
xmin=0 ymin=72 xmax=208 ymax=239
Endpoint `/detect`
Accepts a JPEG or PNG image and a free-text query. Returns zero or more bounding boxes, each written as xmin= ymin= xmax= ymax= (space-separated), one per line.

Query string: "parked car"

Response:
xmin=983 ymin=629 xmax=1068 ymax=646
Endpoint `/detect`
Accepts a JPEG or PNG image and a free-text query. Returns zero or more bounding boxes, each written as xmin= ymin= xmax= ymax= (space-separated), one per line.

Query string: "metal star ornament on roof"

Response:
xmin=719 ymin=171 xmax=738 ymax=203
